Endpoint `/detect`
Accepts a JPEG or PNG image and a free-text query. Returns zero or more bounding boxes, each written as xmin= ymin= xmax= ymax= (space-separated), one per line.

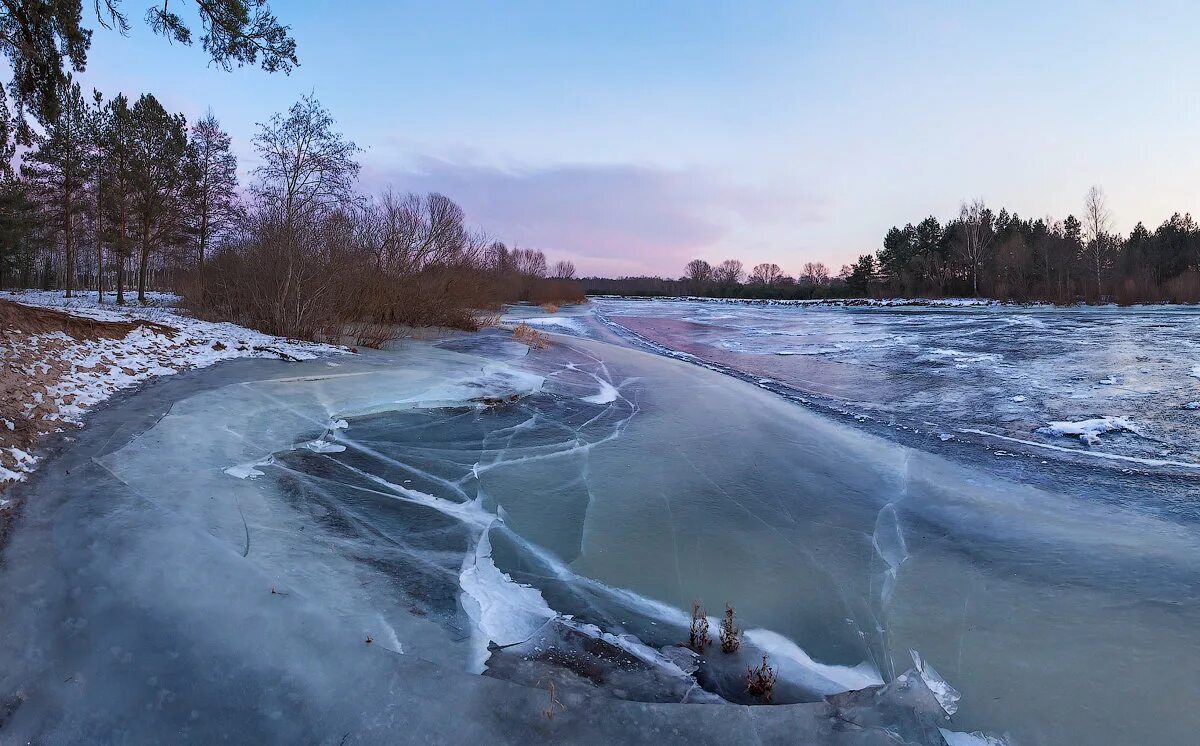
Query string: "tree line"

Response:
xmin=582 ymin=259 xmax=839 ymax=300
xmin=0 ymin=2 xmax=584 ymax=346
xmin=0 ymin=86 xmax=584 ymax=343
xmin=586 ymin=188 xmax=1200 ymax=305
xmin=856 ymin=188 xmax=1200 ymax=303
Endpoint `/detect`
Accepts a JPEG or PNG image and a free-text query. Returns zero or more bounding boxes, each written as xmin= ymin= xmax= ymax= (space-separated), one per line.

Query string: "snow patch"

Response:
xmin=1037 ymin=417 xmax=1141 ymax=446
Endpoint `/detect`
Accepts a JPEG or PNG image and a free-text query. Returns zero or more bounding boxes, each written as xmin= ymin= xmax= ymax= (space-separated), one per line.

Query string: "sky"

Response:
xmin=72 ymin=0 xmax=1200 ymax=277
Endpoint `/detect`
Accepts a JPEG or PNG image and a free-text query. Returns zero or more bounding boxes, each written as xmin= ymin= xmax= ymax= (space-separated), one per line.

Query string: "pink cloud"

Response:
xmin=361 ymin=158 xmax=828 ymax=276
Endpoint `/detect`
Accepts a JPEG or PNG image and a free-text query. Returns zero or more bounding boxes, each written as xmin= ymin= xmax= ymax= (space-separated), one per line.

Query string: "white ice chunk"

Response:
xmin=223 ymin=459 xmax=271 ymax=479
xmin=581 ymin=379 xmax=619 ymax=405
xmin=458 ymin=528 xmax=555 ymax=673
xmin=911 ymin=649 xmax=961 ymax=715
xmin=1037 ymin=417 xmax=1141 ymax=446
xmin=302 ymin=439 xmax=346 ymax=453
xmin=744 ymin=628 xmax=883 ymax=694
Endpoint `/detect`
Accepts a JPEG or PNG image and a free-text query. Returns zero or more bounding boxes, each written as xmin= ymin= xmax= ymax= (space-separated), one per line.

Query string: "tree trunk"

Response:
xmin=96 ymin=173 xmax=104 ymax=303
xmin=116 ymin=209 xmax=127 ymax=305
xmin=64 ymin=191 xmax=75 ymax=298
xmin=137 ymin=222 xmax=150 ymax=304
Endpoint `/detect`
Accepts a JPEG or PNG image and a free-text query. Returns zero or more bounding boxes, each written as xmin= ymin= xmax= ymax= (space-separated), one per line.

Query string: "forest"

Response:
xmin=0 ymin=1 xmax=583 ymax=347
xmin=586 ymin=190 xmax=1200 ymax=305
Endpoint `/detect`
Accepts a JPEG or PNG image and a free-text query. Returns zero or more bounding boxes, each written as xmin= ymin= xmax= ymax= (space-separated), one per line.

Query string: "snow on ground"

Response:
xmin=0 ymin=290 xmax=343 ymax=503
xmin=1036 ymin=416 xmax=1142 ymax=446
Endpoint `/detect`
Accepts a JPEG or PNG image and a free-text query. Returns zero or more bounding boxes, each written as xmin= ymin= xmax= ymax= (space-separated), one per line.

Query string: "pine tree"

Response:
xmin=129 ymin=93 xmax=188 ymax=304
xmin=22 ymin=76 xmax=88 ymax=296
xmin=87 ymin=89 xmax=109 ymax=301
xmin=185 ymin=110 xmax=240 ymax=268
xmin=0 ymin=175 xmax=36 ymax=287
xmin=102 ymin=93 xmax=137 ymax=304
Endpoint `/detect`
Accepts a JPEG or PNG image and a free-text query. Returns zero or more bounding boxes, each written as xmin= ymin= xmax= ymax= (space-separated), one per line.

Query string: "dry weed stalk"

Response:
xmin=688 ymin=600 xmax=711 ymax=653
xmin=720 ymin=604 xmax=741 ymax=654
xmin=541 ymin=302 xmax=560 ymax=313
xmin=513 ymin=322 xmax=548 ymax=349
xmin=539 ymin=680 xmax=564 ymax=720
xmin=745 ymin=655 xmax=776 ymax=701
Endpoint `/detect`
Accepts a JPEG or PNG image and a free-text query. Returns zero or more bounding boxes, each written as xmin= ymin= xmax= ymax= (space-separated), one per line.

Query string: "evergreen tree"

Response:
xmin=0 ymin=175 xmax=36 ymax=287
xmin=129 ymin=94 xmax=188 ymax=303
xmin=185 ymin=111 xmax=240 ymax=267
xmin=0 ymin=1 xmax=296 ymax=151
xmin=102 ymin=93 xmax=137 ymax=304
xmin=22 ymin=76 xmax=88 ymax=296
xmin=87 ymin=89 xmax=109 ymax=301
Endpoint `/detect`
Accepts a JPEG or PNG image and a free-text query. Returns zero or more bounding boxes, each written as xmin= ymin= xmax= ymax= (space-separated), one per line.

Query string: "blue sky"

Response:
xmin=76 ymin=1 xmax=1200 ymax=276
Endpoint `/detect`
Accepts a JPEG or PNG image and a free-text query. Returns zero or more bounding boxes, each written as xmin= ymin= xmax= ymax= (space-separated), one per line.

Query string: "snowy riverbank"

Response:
xmin=0 ymin=290 xmax=343 ymax=507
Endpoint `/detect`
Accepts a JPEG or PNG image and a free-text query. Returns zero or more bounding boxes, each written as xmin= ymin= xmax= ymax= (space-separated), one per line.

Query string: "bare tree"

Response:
xmin=551 ymin=259 xmax=576 ymax=279
xmin=511 ymin=248 xmax=547 ymax=277
xmin=714 ymin=259 xmax=744 ymax=288
xmin=684 ymin=258 xmax=712 ymax=293
xmin=252 ymin=94 xmax=361 ymax=226
xmin=749 ymin=262 xmax=782 ymax=285
xmin=954 ymin=199 xmax=994 ymax=297
xmin=800 ymin=261 xmax=830 ymax=285
xmin=1082 ymin=185 xmax=1113 ymax=300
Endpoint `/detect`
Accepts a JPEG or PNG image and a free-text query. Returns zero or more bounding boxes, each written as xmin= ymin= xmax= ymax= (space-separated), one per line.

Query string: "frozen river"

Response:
xmin=1 ymin=300 xmax=1197 ymax=744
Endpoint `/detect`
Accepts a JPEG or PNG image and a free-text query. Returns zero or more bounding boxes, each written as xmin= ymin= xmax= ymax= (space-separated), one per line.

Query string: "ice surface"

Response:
xmin=2 ymin=312 xmax=1194 ymax=743
xmin=595 ymin=297 xmax=1200 ymax=471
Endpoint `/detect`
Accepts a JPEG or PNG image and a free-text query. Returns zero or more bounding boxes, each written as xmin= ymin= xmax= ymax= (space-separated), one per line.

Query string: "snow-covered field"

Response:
xmin=0 ymin=290 xmax=342 ymax=503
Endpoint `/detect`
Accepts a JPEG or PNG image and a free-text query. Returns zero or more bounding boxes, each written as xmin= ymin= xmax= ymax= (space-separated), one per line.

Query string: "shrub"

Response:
xmin=513 ymin=323 xmax=548 ymax=349
xmin=719 ymin=604 xmax=741 ymax=654
xmin=746 ymin=655 xmax=776 ymax=701
xmin=688 ymin=600 xmax=710 ymax=653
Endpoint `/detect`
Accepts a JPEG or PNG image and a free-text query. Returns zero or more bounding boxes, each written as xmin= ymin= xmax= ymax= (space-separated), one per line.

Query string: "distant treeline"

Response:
xmin=586 ymin=189 xmax=1200 ymax=305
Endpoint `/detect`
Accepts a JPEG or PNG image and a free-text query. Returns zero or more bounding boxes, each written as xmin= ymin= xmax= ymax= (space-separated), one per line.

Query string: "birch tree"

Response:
xmin=1082 ymin=185 xmax=1113 ymax=301
xmin=954 ymin=199 xmax=995 ymax=297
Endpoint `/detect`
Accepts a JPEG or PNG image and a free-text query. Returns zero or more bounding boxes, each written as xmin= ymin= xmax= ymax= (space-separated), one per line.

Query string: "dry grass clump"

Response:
xmin=513 ymin=323 xmax=548 ymax=349
xmin=688 ymin=600 xmax=711 ymax=653
xmin=541 ymin=302 xmax=560 ymax=314
xmin=746 ymin=655 xmax=777 ymax=701
xmin=720 ymin=604 xmax=741 ymax=654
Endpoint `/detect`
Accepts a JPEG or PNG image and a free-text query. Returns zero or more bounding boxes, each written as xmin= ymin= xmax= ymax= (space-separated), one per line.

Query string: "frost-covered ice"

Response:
xmin=595 ymin=297 xmax=1200 ymax=471
xmin=0 ymin=328 xmax=1011 ymax=743
xmin=1 ymin=306 xmax=1194 ymax=743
